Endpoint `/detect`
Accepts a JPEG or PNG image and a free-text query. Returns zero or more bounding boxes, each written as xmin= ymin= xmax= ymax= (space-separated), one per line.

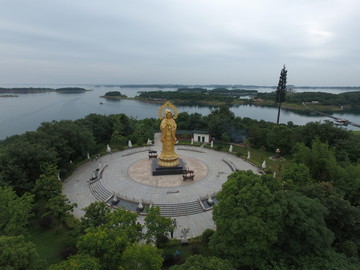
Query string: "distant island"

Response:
xmin=134 ymin=87 xmax=360 ymax=112
xmin=55 ymin=87 xmax=88 ymax=93
xmin=0 ymin=87 xmax=88 ymax=94
xmin=100 ymin=91 xmax=127 ymax=99
xmin=0 ymin=94 xmax=18 ymax=98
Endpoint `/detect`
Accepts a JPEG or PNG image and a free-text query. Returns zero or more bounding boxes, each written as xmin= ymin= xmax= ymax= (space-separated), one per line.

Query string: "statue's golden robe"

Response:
xmin=158 ymin=110 xmax=179 ymax=167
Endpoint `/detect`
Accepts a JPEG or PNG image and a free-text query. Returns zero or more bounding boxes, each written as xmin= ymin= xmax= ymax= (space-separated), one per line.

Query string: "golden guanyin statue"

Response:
xmin=157 ymin=102 xmax=179 ymax=167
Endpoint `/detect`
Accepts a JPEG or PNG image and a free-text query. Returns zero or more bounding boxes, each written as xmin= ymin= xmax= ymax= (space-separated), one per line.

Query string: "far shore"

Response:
xmin=0 ymin=94 xmax=18 ymax=98
xmin=115 ymin=96 xmax=352 ymax=113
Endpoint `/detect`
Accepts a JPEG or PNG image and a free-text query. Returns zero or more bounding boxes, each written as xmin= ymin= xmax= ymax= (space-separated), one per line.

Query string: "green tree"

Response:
xmin=266 ymin=125 xmax=293 ymax=154
xmin=106 ymin=208 xmax=142 ymax=243
xmin=77 ymin=208 xmax=142 ymax=269
xmin=32 ymin=163 xmax=61 ymax=202
xmin=247 ymin=120 xmax=271 ymax=148
xmin=76 ymin=114 xmax=114 ymax=144
xmin=293 ymin=138 xmax=338 ymax=182
xmin=295 ymin=251 xmax=360 ymax=270
xmin=120 ymin=244 xmax=163 ymax=270
xmin=335 ymin=133 xmax=360 ymax=163
xmin=335 ymin=164 xmax=360 ymax=206
xmin=169 ymin=255 xmax=234 ymax=270
xmin=0 ymin=235 xmax=43 ymax=270
xmin=275 ymin=192 xmax=334 ymax=263
xmin=294 ymin=121 xmax=350 ymax=148
xmin=80 ymin=202 xmax=111 ymax=230
xmin=176 ymin=112 xmax=191 ymax=130
xmin=210 ymin=171 xmax=284 ymax=269
xmin=130 ymin=122 xmax=155 ymax=145
xmin=77 ymin=226 xmax=128 ymax=269
xmin=282 ymin=163 xmax=312 ymax=188
xmin=207 ymin=106 xmax=235 ymax=140
xmin=38 ymin=120 xmax=96 ymax=167
xmin=299 ymin=182 xmax=360 ymax=257
xmin=0 ymin=186 xmax=33 ymax=236
xmin=110 ymin=114 xmax=133 ymax=148
xmin=44 ymin=194 xmax=77 ymax=230
xmin=48 ymin=254 xmax=100 ymax=270
xmin=0 ymin=133 xmax=58 ymax=193
xmin=324 ymin=196 xmax=360 ymax=256
xmin=144 ymin=207 xmax=173 ymax=246
xmin=189 ymin=112 xmax=207 ymax=130
xmin=275 ymin=65 xmax=287 ymax=124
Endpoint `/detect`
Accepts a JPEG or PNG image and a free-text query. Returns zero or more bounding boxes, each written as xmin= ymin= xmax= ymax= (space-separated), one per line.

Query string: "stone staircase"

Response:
xmin=152 ymin=201 xmax=204 ymax=217
xmin=89 ymin=179 xmax=206 ymax=217
xmin=89 ymin=180 xmax=112 ymax=202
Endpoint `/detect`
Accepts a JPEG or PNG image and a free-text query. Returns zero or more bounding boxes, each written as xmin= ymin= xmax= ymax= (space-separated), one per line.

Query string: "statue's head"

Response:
xmin=165 ymin=109 xmax=172 ymax=118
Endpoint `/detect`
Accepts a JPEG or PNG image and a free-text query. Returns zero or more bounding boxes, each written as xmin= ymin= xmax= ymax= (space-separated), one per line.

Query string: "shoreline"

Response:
xmin=130 ymin=97 xmax=354 ymax=113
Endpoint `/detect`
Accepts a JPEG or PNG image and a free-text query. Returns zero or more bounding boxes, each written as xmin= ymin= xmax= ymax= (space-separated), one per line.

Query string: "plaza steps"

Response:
xmin=89 ymin=180 xmax=205 ymax=217
xmin=152 ymin=201 xmax=204 ymax=217
xmin=89 ymin=180 xmax=112 ymax=202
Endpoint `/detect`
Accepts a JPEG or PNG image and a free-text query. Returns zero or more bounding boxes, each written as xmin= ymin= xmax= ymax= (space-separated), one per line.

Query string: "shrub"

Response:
xmin=190 ymin=244 xmax=200 ymax=254
xmin=201 ymin=228 xmax=215 ymax=244
xmin=163 ymin=252 xmax=175 ymax=266
xmin=38 ymin=215 xmax=52 ymax=230
xmin=59 ymin=246 xmax=77 ymax=260
xmin=174 ymin=254 xmax=185 ymax=265
xmin=156 ymin=234 xmax=169 ymax=248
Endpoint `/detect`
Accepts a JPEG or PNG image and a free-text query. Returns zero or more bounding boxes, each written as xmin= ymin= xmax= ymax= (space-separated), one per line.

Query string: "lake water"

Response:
xmin=1 ymin=84 xmax=359 ymax=139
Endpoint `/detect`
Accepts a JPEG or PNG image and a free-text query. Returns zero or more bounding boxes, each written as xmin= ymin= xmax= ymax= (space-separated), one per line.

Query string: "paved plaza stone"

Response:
xmin=62 ymin=134 xmax=261 ymax=238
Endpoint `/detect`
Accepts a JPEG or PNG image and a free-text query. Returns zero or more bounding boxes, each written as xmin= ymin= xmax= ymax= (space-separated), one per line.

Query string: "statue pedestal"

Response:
xmin=152 ymin=158 xmax=186 ymax=176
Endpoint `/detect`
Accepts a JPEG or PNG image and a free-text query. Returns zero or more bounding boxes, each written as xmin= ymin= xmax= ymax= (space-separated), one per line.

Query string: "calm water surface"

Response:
xmin=0 ymin=85 xmax=359 ymax=139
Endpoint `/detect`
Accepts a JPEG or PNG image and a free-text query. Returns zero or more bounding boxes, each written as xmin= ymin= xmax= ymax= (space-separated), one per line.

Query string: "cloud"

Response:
xmin=0 ymin=0 xmax=360 ymax=85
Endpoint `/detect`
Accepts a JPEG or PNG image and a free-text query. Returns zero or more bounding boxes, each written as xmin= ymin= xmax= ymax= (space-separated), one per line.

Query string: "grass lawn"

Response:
xmin=179 ymin=140 xmax=291 ymax=178
xmin=210 ymin=143 xmax=290 ymax=175
xmin=161 ymin=238 xmax=214 ymax=269
xmin=236 ymin=146 xmax=290 ymax=176
xmin=27 ymin=221 xmax=77 ymax=267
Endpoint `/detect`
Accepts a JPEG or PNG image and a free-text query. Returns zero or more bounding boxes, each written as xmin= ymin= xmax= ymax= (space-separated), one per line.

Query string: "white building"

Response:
xmin=192 ymin=130 xmax=210 ymax=143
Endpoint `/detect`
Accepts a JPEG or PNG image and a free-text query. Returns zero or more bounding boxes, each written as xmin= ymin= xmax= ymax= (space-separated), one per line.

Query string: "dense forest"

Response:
xmin=1 ymin=108 xmax=360 ymax=269
xmin=137 ymin=90 xmax=235 ymax=104
xmin=257 ymin=91 xmax=360 ymax=107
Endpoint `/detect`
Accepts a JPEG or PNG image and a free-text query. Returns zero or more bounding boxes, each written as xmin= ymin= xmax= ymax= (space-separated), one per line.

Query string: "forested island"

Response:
xmin=0 ymin=87 xmax=88 ymax=94
xmin=100 ymin=91 xmax=128 ymax=99
xmin=135 ymin=87 xmax=360 ymax=112
xmin=1 ymin=108 xmax=360 ymax=269
xmin=0 ymin=94 xmax=18 ymax=98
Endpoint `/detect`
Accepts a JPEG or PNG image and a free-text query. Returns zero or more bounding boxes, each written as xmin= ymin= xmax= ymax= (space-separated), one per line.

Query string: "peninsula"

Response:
xmin=133 ymin=87 xmax=360 ymax=112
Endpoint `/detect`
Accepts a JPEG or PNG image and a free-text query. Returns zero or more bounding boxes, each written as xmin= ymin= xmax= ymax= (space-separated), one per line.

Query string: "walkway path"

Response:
xmin=62 ymin=134 xmax=260 ymax=238
xmin=302 ymin=102 xmax=360 ymax=128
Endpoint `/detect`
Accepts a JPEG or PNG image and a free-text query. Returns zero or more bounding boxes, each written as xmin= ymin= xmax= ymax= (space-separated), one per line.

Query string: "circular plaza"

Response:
xmin=62 ymin=134 xmax=260 ymax=238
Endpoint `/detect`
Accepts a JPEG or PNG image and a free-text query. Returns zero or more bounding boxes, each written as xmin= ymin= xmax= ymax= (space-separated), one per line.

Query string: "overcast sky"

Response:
xmin=1 ymin=0 xmax=360 ymax=86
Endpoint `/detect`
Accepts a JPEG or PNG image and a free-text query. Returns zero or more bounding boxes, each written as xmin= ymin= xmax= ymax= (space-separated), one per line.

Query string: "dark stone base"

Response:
xmin=152 ymin=158 xmax=186 ymax=176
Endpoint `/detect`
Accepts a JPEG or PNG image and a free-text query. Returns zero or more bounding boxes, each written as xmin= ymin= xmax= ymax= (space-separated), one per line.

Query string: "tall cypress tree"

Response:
xmin=276 ymin=65 xmax=287 ymax=124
